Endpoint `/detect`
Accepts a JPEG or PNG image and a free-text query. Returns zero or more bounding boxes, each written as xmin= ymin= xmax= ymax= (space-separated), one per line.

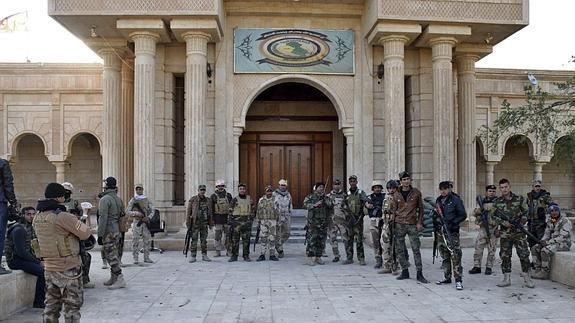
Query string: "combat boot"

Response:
xmin=83 ymin=281 xmax=95 ymax=289
xmin=144 ymin=256 xmax=154 ymax=264
xmin=243 ymin=256 xmax=251 ymax=262
xmin=277 ymin=250 xmax=284 ymax=258
xmin=342 ymin=259 xmax=353 ymax=265
xmin=304 ymin=257 xmax=316 ymax=266
xmin=228 ymin=255 xmax=238 ymax=262
xmin=133 ymin=255 xmax=139 ymax=265
xmin=202 ymin=254 xmax=212 ymax=262
xmin=269 ymin=255 xmax=279 ymax=261
xmin=468 ymin=267 xmax=481 ymax=274
xmin=214 ymin=250 xmax=222 ymax=257
xmin=358 ymin=259 xmax=366 ymax=266
xmin=416 ymin=271 xmax=429 ymax=284
xmin=396 ymin=269 xmax=410 ymax=280
xmin=378 ymin=267 xmax=392 ymax=274
xmin=101 ymin=259 xmax=108 ymax=269
xmin=374 ymin=259 xmax=382 ymax=269
xmin=523 ymin=270 xmax=535 ymax=288
xmin=188 ymin=255 xmax=196 ymax=263
xmin=332 ymin=256 xmax=340 ymax=263
xmin=257 ymin=255 xmax=266 ymax=262
xmin=532 ymin=269 xmax=549 ymax=280
xmin=497 ymin=273 xmax=511 ymax=287
xmin=484 ymin=267 xmax=493 ymax=275
xmin=315 ymin=257 xmax=325 ymax=265
xmin=103 ymin=274 xmax=117 ymax=286
xmin=436 ymin=278 xmax=452 ymax=285
xmin=108 ymin=274 xmax=127 ymax=290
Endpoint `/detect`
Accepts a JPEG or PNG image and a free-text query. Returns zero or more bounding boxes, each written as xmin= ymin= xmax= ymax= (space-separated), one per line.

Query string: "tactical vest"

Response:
xmin=257 ymin=197 xmax=278 ymax=220
xmin=132 ymin=198 xmax=151 ymax=215
xmin=214 ymin=193 xmax=230 ymax=214
xmin=233 ymin=196 xmax=252 ymax=217
xmin=33 ymin=210 xmax=80 ymax=258
xmin=273 ymin=192 xmax=292 ymax=215
xmin=4 ymin=223 xmax=34 ymax=262
xmin=330 ymin=192 xmax=346 ymax=220
xmin=347 ymin=190 xmax=362 ymax=215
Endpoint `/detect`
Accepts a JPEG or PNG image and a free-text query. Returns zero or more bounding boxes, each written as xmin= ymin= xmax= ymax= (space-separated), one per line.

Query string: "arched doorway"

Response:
xmin=67 ymin=133 xmax=102 ymax=207
xmin=11 ymin=134 xmax=54 ymax=207
xmin=494 ymin=135 xmax=534 ymax=193
xmin=543 ymin=136 xmax=575 ymax=209
xmin=239 ymin=82 xmax=344 ymax=207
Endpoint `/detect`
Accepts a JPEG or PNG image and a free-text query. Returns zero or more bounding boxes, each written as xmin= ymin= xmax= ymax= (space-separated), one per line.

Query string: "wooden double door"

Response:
xmin=239 ymin=133 xmax=332 ymax=208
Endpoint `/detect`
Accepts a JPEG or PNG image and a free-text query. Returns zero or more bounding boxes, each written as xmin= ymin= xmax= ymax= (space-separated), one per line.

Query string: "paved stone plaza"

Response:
xmin=5 ymin=244 xmax=575 ymax=323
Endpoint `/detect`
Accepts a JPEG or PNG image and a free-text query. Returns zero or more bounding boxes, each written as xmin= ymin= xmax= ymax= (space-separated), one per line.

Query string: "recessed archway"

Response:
xmin=494 ymin=135 xmax=533 ymax=193
xmin=67 ymin=133 xmax=102 ymax=207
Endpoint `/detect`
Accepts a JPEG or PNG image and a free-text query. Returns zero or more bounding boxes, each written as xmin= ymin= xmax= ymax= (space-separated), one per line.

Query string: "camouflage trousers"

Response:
xmin=214 ymin=223 xmax=230 ymax=254
xmin=380 ymin=222 xmax=396 ymax=271
xmin=44 ymin=267 xmax=83 ymax=323
xmin=328 ymin=218 xmax=348 ymax=257
xmin=102 ymin=232 xmax=122 ymax=276
xmin=258 ymin=219 xmax=278 ymax=256
xmin=344 ymin=218 xmax=364 ymax=261
xmin=369 ymin=218 xmax=383 ymax=262
xmin=132 ymin=222 xmax=151 ymax=261
xmin=276 ymin=214 xmax=291 ymax=252
xmin=438 ymin=231 xmax=463 ymax=281
xmin=500 ymin=233 xmax=531 ymax=273
xmin=189 ymin=220 xmax=209 ymax=255
xmin=231 ymin=221 xmax=251 ymax=257
xmin=100 ymin=232 xmax=124 ymax=263
xmin=531 ymin=243 xmax=568 ymax=271
xmin=306 ymin=222 xmax=327 ymax=257
xmin=472 ymin=226 xmax=498 ymax=268
xmin=395 ymin=223 xmax=423 ymax=271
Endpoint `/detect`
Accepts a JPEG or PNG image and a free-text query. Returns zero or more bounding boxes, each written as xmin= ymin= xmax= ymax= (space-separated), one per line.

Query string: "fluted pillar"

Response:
xmin=532 ymin=162 xmax=546 ymax=182
xmin=456 ymin=53 xmax=479 ymax=209
xmin=430 ymin=37 xmax=457 ymax=185
xmin=52 ymin=161 xmax=67 ymax=183
xmin=342 ymin=127 xmax=354 ymax=178
xmin=120 ymin=58 xmax=134 ymax=202
xmin=485 ymin=161 xmax=497 ymax=186
xmin=233 ymin=127 xmax=243 ymax=195
xmin=131 ymin=32 xmax=159 ymax=199
xmin=380 ymin=35 xmax=409 ymax=180
xmin=100 ymin=49 xmax=123 ymax=183
xmin=183 ymin=31 xmax=210 ymax=199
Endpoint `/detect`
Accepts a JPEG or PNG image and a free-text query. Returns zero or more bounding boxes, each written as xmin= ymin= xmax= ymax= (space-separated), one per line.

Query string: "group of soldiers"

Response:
xmin=185 ymin=179 xmax=292 ymax=262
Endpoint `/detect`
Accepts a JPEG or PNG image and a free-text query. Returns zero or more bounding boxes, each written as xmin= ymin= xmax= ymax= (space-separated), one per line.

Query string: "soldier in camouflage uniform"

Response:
xmin=378 ymin=180 xmax=399 ymax=274
xmin=97 ymin=177 xmax=127 ymax=290
xmin=365 ymin=181 xmax=385 ymax=269
xmin=434 ymin=181 xmax=467 ymax=290
xmin=126 ymin=184 xmax=155 ymax=264
xmin=62 ymin=182 xmax=94 ymax=288
xmin=469 ymin=185 xmax=498 ymax=276
xmin=532 ymin=204 xmax=572 ymax=279
xmin=186 ymin=184 xmax=213 ymax=263
xmin=256 ymin=186 xmax=280 ymax=261
xmin=342 ymin=175 xmax=367 ymax=265
xmin=33 ymin=183 xmax=91 ymax=322
xmin=304 ymin=182 xmax=332 ymax=265
xmin=527 ymin=180 xmax=553 ymax=249
xmin=490 ymin=178 xmax=534 ymax=288
xmin=211 ymin=180 xmax=233 ymax=257
xmin=273 ymin=179 xmax=292 ymax=258
xmin=327 ymin=179 xmax=347 ymax=262
xmin=228 ymin=183 xmax=255 ymax=262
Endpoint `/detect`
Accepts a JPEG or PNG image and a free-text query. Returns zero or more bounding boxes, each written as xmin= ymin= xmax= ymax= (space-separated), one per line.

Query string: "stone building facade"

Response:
xmin=1 ymin=0 xmax=573 ymax=231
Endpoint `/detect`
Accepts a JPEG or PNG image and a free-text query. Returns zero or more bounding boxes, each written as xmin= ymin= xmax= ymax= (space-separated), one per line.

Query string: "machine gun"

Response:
xmin=132 ymin=202 xmax=148 ymax=228
xmin=183 ymin=227 xmax=192 ymax=257
xmin=476 ymin=195 xmax=491 ymax=244
xmin=432 ymin=205 xmax=455 ymax=264
xmin=389 ymin=216 xmax=397 ymax=270
xmin=490 ymin=207 xmax=542 ymax=245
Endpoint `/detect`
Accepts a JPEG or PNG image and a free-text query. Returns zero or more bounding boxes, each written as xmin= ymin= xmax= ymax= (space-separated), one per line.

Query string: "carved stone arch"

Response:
xmin=65 ymin=131 xmax=103 ymax=160
xmin=9 ymin=131 xmax=50 ymax=160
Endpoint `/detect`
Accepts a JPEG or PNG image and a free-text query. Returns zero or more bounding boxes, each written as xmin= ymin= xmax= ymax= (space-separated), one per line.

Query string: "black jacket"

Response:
xmin=0 ymin=158 xmax=17 ymax=205
xmin=436 ymin=193 xmax=467 ymax=233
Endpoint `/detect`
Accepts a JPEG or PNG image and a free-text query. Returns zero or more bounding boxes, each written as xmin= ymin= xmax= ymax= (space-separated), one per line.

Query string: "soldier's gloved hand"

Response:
xmin=97 ymin=237 xmax=103 ymax=245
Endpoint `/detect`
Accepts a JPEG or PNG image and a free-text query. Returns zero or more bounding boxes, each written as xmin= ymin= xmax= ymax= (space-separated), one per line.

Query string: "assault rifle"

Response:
xmin=476 ymin=195 xmax=491 ymax=244
xmin=253 ymin=221 xmax=261 ymax=251
xmin=183 ymin=227 xmax=192 ymax=257
xmin=132 ymin=202 xmax=148 ymax=228
xmin=389 ymin=216 xmax=397 ymax=270
xmin=432 ymin=205 xmax=455 ymax=264
xmin=490 ymin=207 xmax=542 ymax=244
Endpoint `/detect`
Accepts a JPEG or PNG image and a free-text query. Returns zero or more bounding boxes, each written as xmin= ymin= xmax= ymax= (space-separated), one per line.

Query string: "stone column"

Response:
xmin=532 ymin=162 xmax=546 ymax=182
xmin=342 ymin=127 xmax=354 ymax=177
xmin=52 ymin=161 xmax=67 ymax=183
xmin=233 ymin=126 xmax=243 ymax=195
xmin=485 ymin=161 xmax=497 ymax=186
xmin=131 ymin=32 xmax=159 ymax=199
xmin=120 ymin=58 xmax=134 ymax=202
xmin=99 ymin=49 xmax=123 ymax=183
xmin=183 ymin=31 xmax=210 ymax=199
xmin=456 ymin=53 xmax=479 ymax=210
xmin=430 ymin=37 xmax=457 ymax=185
xmin=380 ymin=35 xmax=409 ymax=180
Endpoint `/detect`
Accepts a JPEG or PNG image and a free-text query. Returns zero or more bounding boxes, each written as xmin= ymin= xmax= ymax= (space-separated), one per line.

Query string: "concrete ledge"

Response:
xmin=0 ymin=270 xmax=36 ymax=320
xmin=550 ymin=247 xmax=575 ymax=288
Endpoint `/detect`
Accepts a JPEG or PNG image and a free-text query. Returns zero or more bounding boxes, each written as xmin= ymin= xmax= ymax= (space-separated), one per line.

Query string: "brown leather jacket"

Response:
xmin=186 ymin=195 xmax=213 ymax=228
xmin=392 ymin=186 xmax=424 ymax=225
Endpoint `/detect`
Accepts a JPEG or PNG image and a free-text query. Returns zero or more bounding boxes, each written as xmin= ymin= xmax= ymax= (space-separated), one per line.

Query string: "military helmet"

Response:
xmin=371 ymin=180 xmax=384 ymax=191
xmin=265 ymin=185 xmax=273 ymax=192
xmin=61 ymin=182 xmax=74 ymax=191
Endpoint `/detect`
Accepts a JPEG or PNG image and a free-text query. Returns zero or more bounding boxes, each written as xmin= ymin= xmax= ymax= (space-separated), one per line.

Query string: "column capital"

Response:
xmin=99 ymin=49 xmax=123 ymax=70
xmin=233 ymin=127 xmax=244 ymax=138
xmin=170 ymin=18 xmax=222 ymax=42
xmin=455 ymin=43 xmax=492 ymax=59
xmin=378 ymin=35 xmax=410 ymax=46
xmin=129 ymin=31 xmax=160 ymax=55
xmin=182 ymin=31 xmax=211 ymax=56
xmin=341 ymin=127 xmax=354 ymax=138
xmin=366 ymin=22 xmax=421 ymax=45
